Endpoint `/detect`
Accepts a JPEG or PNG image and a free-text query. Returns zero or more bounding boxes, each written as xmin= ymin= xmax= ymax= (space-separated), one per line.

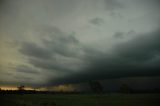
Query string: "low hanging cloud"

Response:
xmin=17 ymin=26 xmax=160 ymax=85
xmin=48 ymin=29 xmax=160 ymax=85
xmin=12 ymin=65 xmax=40 ymax=74
xmin=19 ymin=26 xmax=88 ymax=76
xmin=0 ymin=0 xmax=160 ymax=86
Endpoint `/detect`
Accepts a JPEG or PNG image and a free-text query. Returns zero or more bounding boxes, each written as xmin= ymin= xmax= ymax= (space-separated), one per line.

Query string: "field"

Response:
xmin=0 ymin=93 xmax=160 ymax=106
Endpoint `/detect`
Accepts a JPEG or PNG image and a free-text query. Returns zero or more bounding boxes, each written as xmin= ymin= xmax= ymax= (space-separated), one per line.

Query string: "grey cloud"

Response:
xmin=104 ymin=0 xmax=124 ymax=10
xmin=14 ymin=75 xmax=33 ymax=82
xmin=0 ymin=0 xmax=5 ymax=7
xmin=29 ymin=58 xmax=74 ymax=73
xmin=20 ymin=28 xmax=160 ymax=85
xmin=49 ymin=29 xmax=160 ymax=85
xmin=89 ymin=29 xmax=160 ymax=77
xmin=20 ymin=26 xmax=79 ymax=59
xmin=116 ymin=30 xmax=160 ymax=62
xmin=11 ymin=65 xmax=40 ymax=74
xmin=1 ymin=0 xmax=160 ymax=86
xmin=90 ymin=18 xmax=104 ymax=26
xmin=19 ymin=42 xmax=52 ymax=59
xmin=113 ymin=31 xmax=136 ymax=39
xmin=113 ymin=32 xmax=124 ymax=39
xmin=19 ymin=26 xmax=86 ymax=74
xmin=39 ymin=26 xmax=79 ymax=57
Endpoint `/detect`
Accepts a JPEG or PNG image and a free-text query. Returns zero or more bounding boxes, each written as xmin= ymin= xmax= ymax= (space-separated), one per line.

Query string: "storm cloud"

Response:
xmin=0 ymin=0 xmax=160 ymax=86
xmin=48 ymin=29 xmax=160 ymax=85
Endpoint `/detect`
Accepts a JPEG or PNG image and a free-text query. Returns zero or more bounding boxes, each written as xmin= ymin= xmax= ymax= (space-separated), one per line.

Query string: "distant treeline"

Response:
xmin=0 ymin=83 xmax=160 ymax=94
xmin=0 ymin=89 xmax=160 ymax=95
xmin=0 ymin=90 xmax=55 ymax=94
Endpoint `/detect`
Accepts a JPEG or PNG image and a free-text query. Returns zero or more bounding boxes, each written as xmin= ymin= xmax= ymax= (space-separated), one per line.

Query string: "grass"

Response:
xmin=0 ymin=93 xmax=160 ymax=106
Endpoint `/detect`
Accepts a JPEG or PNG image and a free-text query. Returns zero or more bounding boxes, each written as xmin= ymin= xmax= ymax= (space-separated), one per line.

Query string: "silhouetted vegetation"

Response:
xmin=89 ymin=81 xmax=103 ymax=93
xmin=17 ymin=85 xmax=25 ymax=91
xmin=0 ymin=86 xmax=160 ymax=106
xmin=119 ymin=84 xmax=132 ymax=93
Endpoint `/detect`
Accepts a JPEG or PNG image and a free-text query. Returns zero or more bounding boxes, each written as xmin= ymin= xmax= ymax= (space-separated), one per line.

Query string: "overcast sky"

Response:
xmin=0 ymin=0 xmax=160 ymax=87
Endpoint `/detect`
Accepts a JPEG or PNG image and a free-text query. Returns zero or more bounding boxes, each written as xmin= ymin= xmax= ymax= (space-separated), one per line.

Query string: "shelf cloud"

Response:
xmin=0 ymin=0 xmax=160 ymax=87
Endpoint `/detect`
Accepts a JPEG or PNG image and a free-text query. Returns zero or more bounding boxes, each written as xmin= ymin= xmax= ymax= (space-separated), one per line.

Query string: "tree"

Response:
xmin=89 ymin=81 xmax=103 ymax=93
xmin=17 ymin=85 xmax=25 ymax=91
xmin=120 ymin=84 xmax=132 ymax=93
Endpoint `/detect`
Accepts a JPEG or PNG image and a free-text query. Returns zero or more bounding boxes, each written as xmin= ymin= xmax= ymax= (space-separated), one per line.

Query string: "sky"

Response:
xmin=0 ymin=0 xmax=160 ymax=88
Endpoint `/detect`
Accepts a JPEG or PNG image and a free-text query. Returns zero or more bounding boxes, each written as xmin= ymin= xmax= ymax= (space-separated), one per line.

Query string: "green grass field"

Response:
xmin=0 ymin=93 xmax=160 ymax=106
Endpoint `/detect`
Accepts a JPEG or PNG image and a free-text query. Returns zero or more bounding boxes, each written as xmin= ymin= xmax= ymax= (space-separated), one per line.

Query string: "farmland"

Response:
xmin=0 ymin=93 xmax=160 ymax=106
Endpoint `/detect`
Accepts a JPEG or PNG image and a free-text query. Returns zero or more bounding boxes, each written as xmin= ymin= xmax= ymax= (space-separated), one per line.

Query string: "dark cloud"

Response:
xmin=28 ymin=58 xmax=75 ymax=73
xmin=19 ymin=26 xmax=79 ymax=58
xmin=14 ymin=75 xmax=33 ymax=82
xmin=19 ymin=28 xmax=160 ymax=85
xmin=116 ymin=30 xmax=160 ymax=62
xmin=11 ymin=65 xmax=40 ymax=74
xmin=38 ymin=26 xmax=79 ymax=57
xmin=0 ymin=0 xmax=5 ymax=5
xmin=19 ymin=26 xmax=85 ymax=74
xmin=19 ymin=42 xmax=52 ymax=59
xmin=89 ymin=29 xmax=160 ymax=77
xmin=1 ymin=0 xmax=160 ymax=87
xmin=48 ymin=29 xmax=160 ymax=85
